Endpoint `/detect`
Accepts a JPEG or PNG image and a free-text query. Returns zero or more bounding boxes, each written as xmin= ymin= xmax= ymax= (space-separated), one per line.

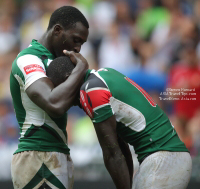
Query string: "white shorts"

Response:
xmin=132 ymin=151 xmax=192 ymax=189
xmin=11 ymin=151 xmax=74 ymax=189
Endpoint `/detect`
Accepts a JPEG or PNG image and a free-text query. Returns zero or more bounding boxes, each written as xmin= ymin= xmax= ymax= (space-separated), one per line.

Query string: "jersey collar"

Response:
xmin=84 ymin=69 xmax=91 ymax=82
xmin=31 ymin=39 xmax=55 ymax=60
xmin=84 ymin=69 xmax=97 ymax=82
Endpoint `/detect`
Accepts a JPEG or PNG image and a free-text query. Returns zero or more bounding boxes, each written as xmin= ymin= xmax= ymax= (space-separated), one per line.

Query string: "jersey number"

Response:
xmin=125 ymin=77 xmax=156 ymax=107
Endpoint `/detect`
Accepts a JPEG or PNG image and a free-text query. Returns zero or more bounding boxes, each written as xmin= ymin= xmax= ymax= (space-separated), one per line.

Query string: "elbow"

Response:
xmin=103 ymin=152 xmax=125 ymax=171
xmin=44 ymin=98 xmax=72 ymax=118
xmin=103 ymin=149 xmax=124 ymax=163
xmin=49 ymin=111 xmax=65 ymax=118
xmin=45 ymin=105 xmax=67 ymax=118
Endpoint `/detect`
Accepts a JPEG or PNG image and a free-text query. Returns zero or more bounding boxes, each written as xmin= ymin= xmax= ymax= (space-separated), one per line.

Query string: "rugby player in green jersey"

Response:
xmin=10 ymin=6 xmax=89 ymax=189
xmin=47 ymin=55 xmax=192 ymax=189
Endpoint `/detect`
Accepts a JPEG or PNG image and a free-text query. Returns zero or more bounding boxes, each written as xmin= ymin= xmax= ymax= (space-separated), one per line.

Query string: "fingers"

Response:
xmin=63 ymin=50 xmax=89 ymax=69
xmin=63 ymin=50 xmax=75 ymax=58
xmin=63 ymin=50 xmax=77 ymax=65
xmin=63 ymin=50 xmax=69 ymax=56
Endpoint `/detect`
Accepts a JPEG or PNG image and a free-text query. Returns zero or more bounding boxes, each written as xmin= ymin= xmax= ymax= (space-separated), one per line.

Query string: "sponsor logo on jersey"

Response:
xmin=24 ymin=64 xmax=45 ymax=74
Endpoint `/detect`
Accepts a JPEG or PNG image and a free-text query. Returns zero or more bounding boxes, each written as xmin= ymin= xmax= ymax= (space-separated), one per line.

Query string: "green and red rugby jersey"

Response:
xmin=10 ymin=40 xmax=70 ymax=155
xmin=80 ymin=68 xmax=189 ymax=163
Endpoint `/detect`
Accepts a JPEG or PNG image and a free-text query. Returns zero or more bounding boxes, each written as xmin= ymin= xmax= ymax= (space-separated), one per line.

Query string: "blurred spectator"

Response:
xmin=0 ymin=99 xmax=19 ymax=145
xmin=75 ymin=0 xmax=95 ymax=12
xmin=115 ymin=1 xmax=133 ymax=37
xmin=90 ymin=0 xmax=116 ymax=38
xmin=136 ymin=0 xmax=170 ymax=40
xmin=187 ymin=110 xmax=200 ymax=156
xmin=19 ymin=0 xmax=58 ymax=50
xmin=80 ymin=41 xmax=98 ymax=69
xmin=0 ymin=12 xmax=18 ymax=54
xmin=98 ymin=21 xmax=136 ymax=74
xmin=127 ymin=38 xmax=167 ymax=109
xmin=194 ymin=0 xmax=200 ymax=26
xmin=168 ymin=40 xmax=200 ymax=149
xmin=0 ymin=50 xmax=19 ymax=99
xmin=168 ymin=41 xmax=200 ymax=119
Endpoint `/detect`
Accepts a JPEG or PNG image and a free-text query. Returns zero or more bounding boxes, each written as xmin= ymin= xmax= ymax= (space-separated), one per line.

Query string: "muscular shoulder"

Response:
xmin=11 ymin=54 xmax=47 ymax=90
xmin=80 ymin=72 xmax=113 ymax=121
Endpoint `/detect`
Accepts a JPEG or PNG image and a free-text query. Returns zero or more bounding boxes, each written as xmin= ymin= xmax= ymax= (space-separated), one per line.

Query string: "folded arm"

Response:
xmin=26 ymin=51 xmax=88 ymax=118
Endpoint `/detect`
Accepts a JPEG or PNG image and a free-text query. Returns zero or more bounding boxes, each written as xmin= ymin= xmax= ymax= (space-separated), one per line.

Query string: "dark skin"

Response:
xmin=117 ymin=135 xmax=133 ymax=186
xmin=94 ymin=115 xmax=133 ymax=189
xmin=26 ymin=22 xmax=89 ymax=118
xmin=39 ymin=22 xmax=88 ymax=56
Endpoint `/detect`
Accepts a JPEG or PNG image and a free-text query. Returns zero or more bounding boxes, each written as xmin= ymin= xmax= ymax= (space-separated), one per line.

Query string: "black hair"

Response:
xmin=47 ymin=6 xmax=89 ymax=31
xmin=46 ymin=56 xmax=75 ymax=87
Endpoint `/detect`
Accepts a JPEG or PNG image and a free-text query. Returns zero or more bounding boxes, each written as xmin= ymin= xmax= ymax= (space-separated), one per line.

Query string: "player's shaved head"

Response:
xmin=46 ymin=56 xmax=75 ymax=87
xmin=47 ymin=6 xmax=89 ymax=31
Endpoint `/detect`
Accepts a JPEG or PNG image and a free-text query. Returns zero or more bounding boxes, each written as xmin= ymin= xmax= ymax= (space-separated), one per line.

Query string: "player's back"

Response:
xmin=81 ymin=68 xmax=188 ymax=163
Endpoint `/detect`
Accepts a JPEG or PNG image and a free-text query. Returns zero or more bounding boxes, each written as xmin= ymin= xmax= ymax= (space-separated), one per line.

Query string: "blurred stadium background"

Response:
xmin=0 ymin=0 xmax=200 ymax=188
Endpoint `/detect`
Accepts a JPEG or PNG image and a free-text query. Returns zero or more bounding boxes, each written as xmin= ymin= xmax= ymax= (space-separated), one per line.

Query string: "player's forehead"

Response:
xmin=66 ymin=22 xmax=89 ymax=41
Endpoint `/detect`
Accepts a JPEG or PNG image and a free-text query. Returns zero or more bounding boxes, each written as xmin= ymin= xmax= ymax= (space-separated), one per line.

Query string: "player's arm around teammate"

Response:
xmin=26 ymin=50 xmax=88 ymax=118
xmin=94 ymin=115 xmax=132 ymax=189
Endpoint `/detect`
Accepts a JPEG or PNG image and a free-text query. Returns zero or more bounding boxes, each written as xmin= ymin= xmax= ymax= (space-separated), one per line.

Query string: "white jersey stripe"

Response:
xmin=86 ymin=87 xmax=109 ymax=93
xmin=93 ymin=103 xmax=110 ymax=111
xmin=14 ymin=75 xmax=67 ymax=143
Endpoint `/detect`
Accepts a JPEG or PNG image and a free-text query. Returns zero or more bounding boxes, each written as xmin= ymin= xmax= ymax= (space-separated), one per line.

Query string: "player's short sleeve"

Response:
xmin=80 ymin=74 xmax=114 ymax=123
xmin=16 ymin=54 xmax=47 ymax=90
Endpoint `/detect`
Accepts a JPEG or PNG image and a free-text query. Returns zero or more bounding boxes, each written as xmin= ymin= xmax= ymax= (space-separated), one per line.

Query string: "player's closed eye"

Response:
xmin=74 ymin=38 xmax=81 ymax=44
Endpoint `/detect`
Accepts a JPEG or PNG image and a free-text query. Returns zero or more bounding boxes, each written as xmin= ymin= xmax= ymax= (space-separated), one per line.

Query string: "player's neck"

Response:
xmin=38 ymin=32 xmax=54 ymax=56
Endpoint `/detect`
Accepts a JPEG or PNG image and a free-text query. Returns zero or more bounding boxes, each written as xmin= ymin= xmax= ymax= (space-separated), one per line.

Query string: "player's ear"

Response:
xmin=53 ymin=24 xmax=63 ymax=36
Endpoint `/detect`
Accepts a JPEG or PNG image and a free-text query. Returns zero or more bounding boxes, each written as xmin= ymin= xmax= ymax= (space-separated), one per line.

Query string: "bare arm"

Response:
xmin=117 ymin=135 xmax=134 ymax=187
xmin=94 ymin=115 xmax=131 ymax=189
xmin=26 ymin=51 xmax=88 ymax=118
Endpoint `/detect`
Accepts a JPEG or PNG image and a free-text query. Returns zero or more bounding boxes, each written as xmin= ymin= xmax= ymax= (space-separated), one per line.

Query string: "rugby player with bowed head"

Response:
xmin=47 ymin=55 xmax=192 ymax=189
xmin=10 ymin=6 xmax=89 ymax=189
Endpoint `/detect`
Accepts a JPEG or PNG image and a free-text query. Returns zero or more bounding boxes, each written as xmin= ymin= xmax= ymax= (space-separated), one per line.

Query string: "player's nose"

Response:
xmin=74 ymin=46 xmax=81 ymax=53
